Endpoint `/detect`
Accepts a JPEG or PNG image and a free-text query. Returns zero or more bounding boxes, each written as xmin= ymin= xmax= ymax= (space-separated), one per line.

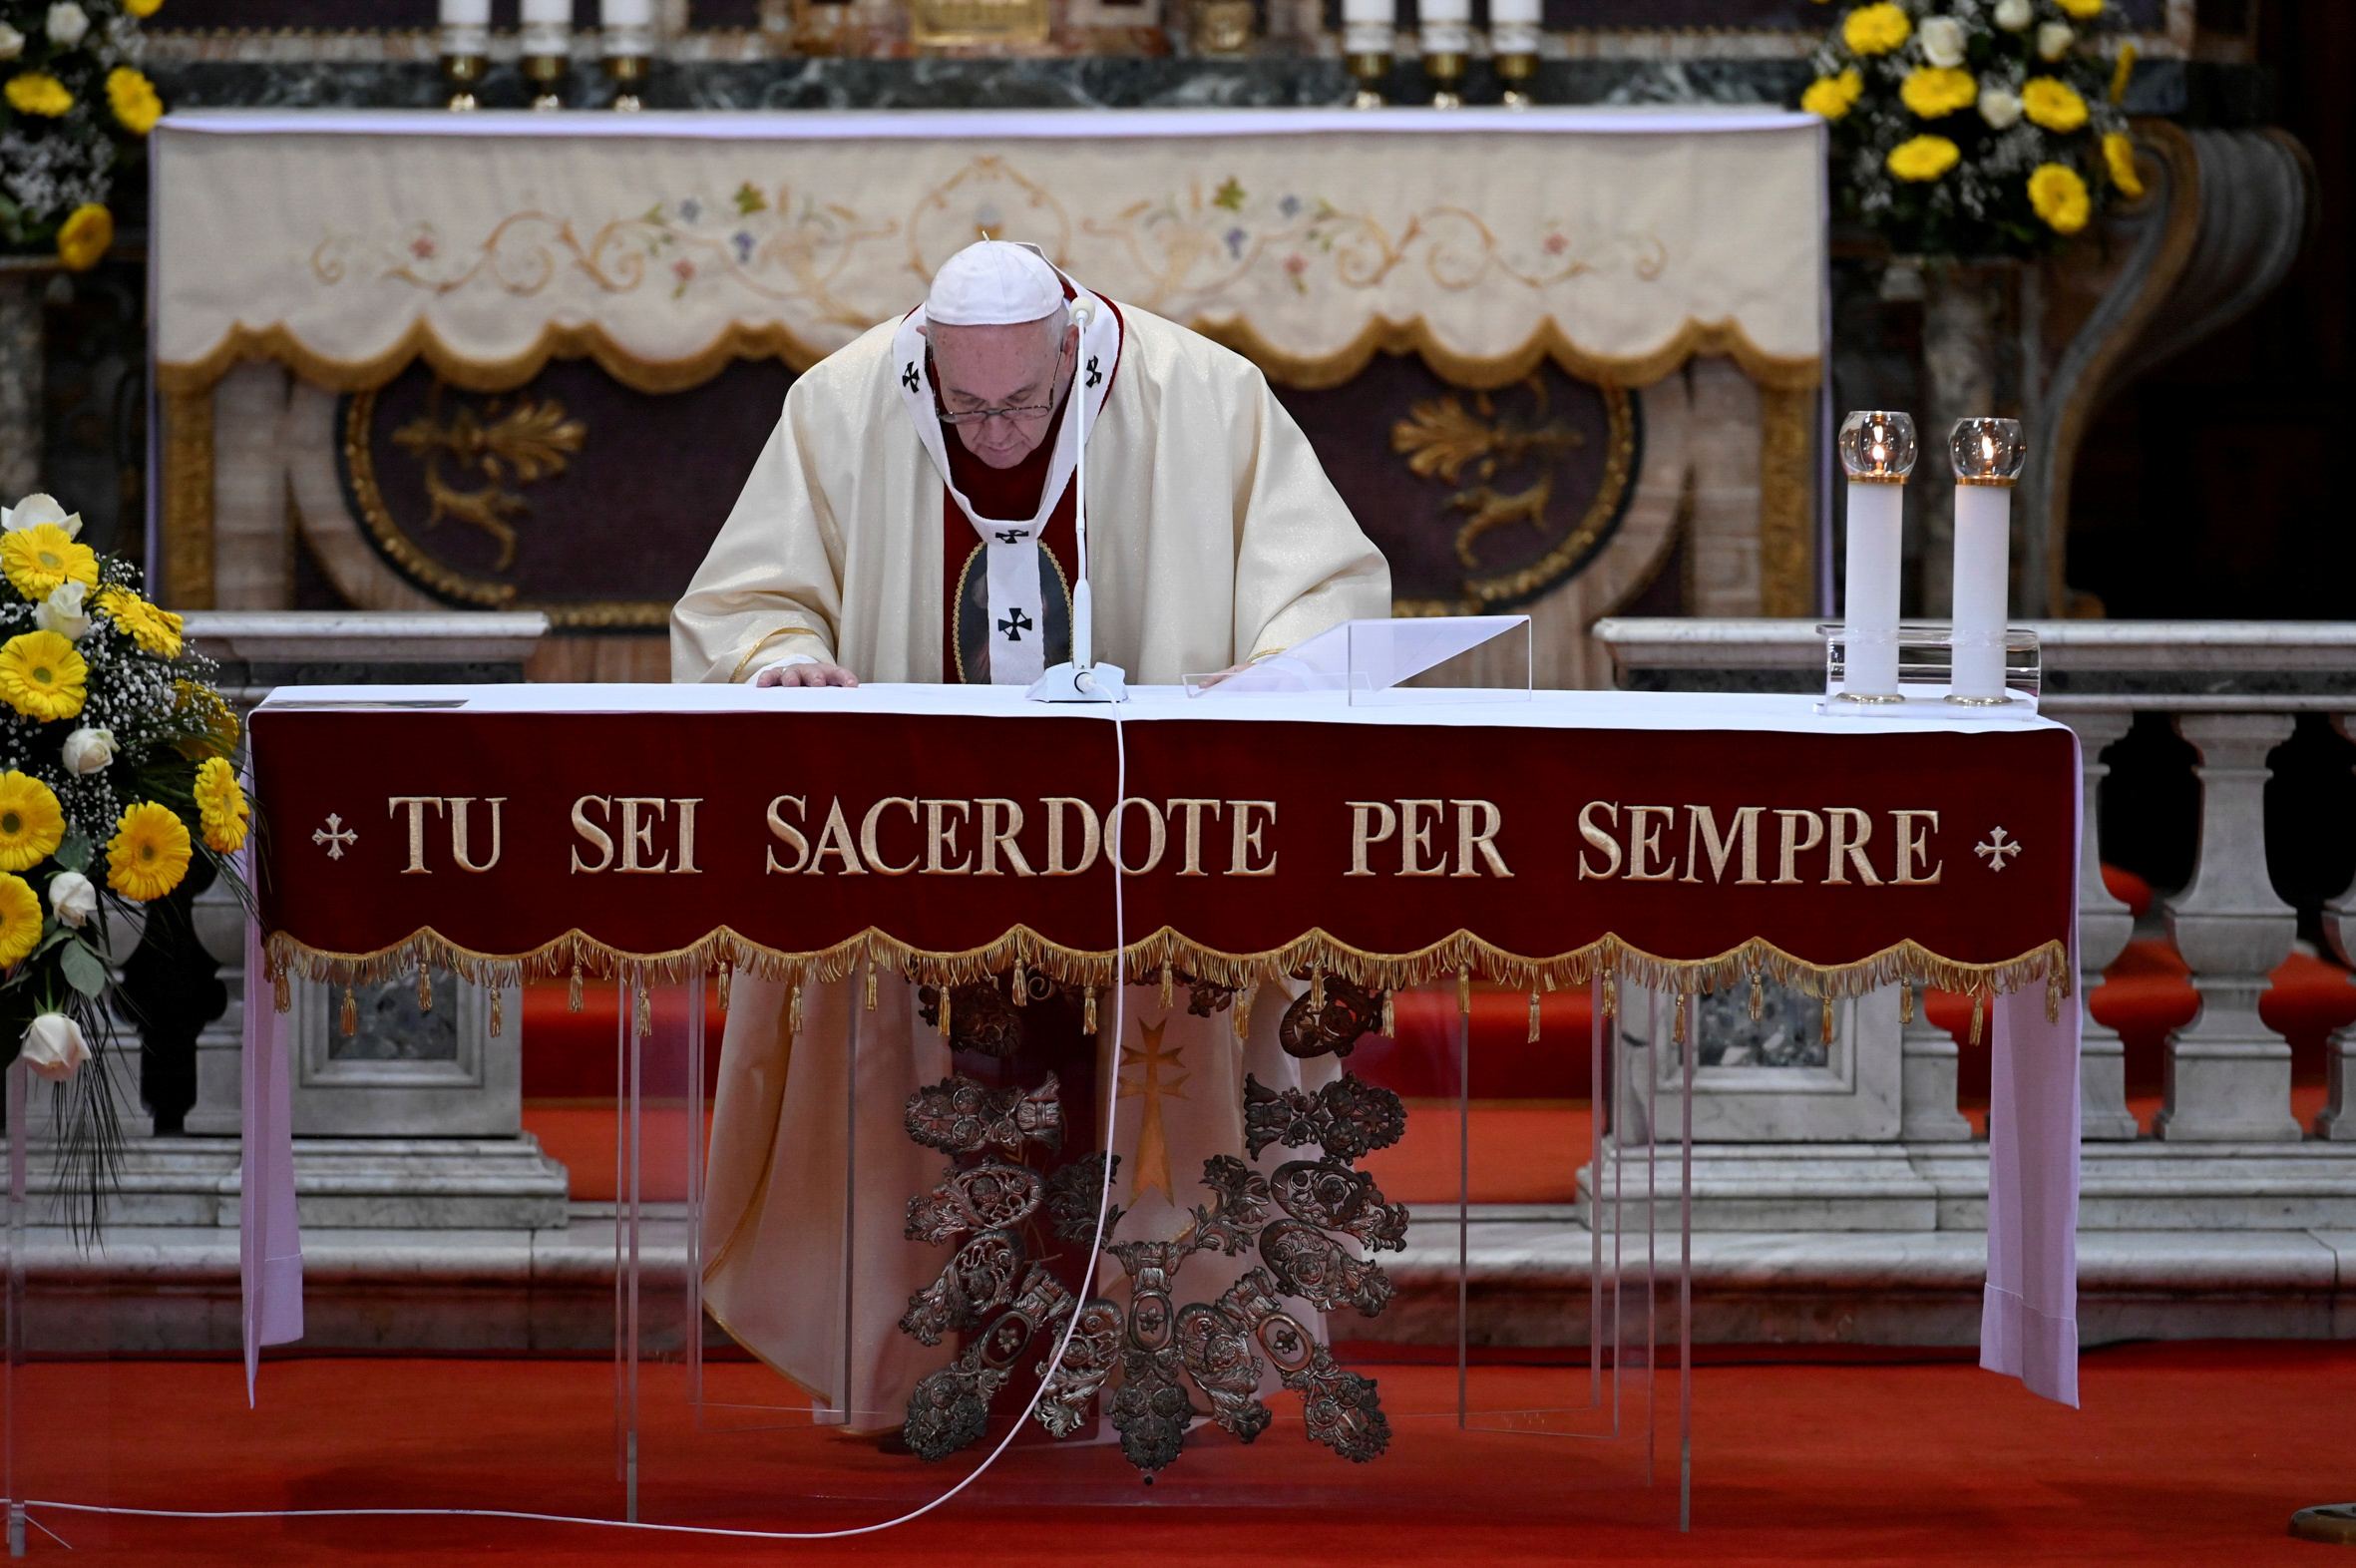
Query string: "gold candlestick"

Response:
xmin=1347 ymin=51 xmax=1390 ymax=109
xmin=524 ymin=51 xmax=567 ymax=110
xmin=1495 ymin=48 xmax=1536 ymax=108
xmin=1422 ymin=50 xmax=1464 ymax=109
xmin=440 ymin=51 xmax=486 ymax=112
xmin=604 ymin=52 xmax=647 ymax=111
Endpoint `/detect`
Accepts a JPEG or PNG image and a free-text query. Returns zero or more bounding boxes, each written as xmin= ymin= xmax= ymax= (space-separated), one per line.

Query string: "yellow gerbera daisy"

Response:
xmin=195 ymin=757 xmax=250 ymax=854
xmin=0 ymin=874 xmax=40 ymax=968
xmin=1801 ymin=69 xmax=1863 ymax=121
xmin=1887 ymin=135 xmax=1963 ymax=183
xmin=96 ymin=588 xmax=184 ymax=657
xmin=2057 ymin=0 xmax=2105 ymax=17
xmin=2102 ymin=131 xmax=2144 ymax=196
xmin=174 ymin=678 xmax=240 ymax=759
xmin=1900 ymin=67 xmax=1979 ymax=120
xmin=2029 ymin=163 xmax=2093 ymax=233
xmin=2022 ymin=76 xmax=2090 ymax=133
xmin=1 ymin=523 xmax=100 ymax=601
xmin=4 ymin=74 xmax=72 ymax=119
xmin=0 ymin=772 xmax=66 ymax=874
xmin=0 ymin=630 xmax=89 ymax=724
xmin=106 ymin=68 xmax=163 ymax=137
xmin=125 ymin=0 xmax=165 ymax=15
xmin=107 ymin=802 xmax=192 ymax=903
xmin=1841 ymin=2 xmax=1910 ymax=55
xmin=55 ymin=204 xmax=113 ymax=272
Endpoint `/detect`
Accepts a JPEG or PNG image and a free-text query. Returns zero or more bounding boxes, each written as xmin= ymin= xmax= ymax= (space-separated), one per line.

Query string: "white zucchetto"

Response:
xmin=924 ymin=240 xmax=1064 ymax=326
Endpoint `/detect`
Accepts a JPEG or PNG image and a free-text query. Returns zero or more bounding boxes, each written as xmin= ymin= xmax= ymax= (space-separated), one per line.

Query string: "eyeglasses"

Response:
xmin=932 ymin=336 xmax=1069 ymax=426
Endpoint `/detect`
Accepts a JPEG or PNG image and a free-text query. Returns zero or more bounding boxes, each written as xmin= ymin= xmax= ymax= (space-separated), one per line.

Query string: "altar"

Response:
xmin=233 ymin=677 xmax=2084 ymax=1525
xmin=150 ymin=107 xmax=1825 ymax=684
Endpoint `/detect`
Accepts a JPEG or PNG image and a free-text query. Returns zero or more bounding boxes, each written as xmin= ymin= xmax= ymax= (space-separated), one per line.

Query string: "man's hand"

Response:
xmin=755 ymin=661 xmax=860 ymax=688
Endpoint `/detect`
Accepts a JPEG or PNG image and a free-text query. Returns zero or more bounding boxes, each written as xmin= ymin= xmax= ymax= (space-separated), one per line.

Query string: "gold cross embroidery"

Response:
xmin=1117 ymin=1018 xmax=1188 ymax=1204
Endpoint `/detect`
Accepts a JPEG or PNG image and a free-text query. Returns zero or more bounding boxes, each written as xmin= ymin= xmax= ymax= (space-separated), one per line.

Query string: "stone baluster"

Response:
xmin=2062 ymin=712 xmax=2141 ymax=1139
xmin=2158 ymin=713 xmax=2301 ymax=1142
xmin=1899 ymin=1010 xmax=1972 ymax=1141
xmin=2315 ymin=713 xmax=2356 ymax=1141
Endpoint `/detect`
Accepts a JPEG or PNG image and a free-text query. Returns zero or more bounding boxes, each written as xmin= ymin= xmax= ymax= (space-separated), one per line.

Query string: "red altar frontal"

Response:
xmin=232 ymin=683 xmax=2084 ymax=1533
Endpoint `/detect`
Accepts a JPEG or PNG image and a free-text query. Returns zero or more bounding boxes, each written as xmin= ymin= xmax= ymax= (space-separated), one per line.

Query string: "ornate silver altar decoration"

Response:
xmin=896 ymin=1064 xmax=1409 ymax=1474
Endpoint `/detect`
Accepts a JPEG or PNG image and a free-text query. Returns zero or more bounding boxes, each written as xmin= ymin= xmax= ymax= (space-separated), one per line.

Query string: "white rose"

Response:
xmin=1993 ymin=0 xmax=2033 ymax=29
xmin=60 ymin=726 xmax=116 ymax=776
xmin=2038 ymin=20 xmax=2074 ymax=60
xmin=1919 ymin=16 xmax=1966 ymax=68
xmin=0 ymin=23 xmax=24 ymax=59
xmin=44 ymin=1 xmax=88 ymax=49
xmin=1979 ymin=86 xmax=2024 ymax=129
xmin=21 ymin=1013 xmax=90 ymax=1084
xmin=35 ymin=582 xmax=91 ymax=641
xmin=47 ymin=869 xmax=96 ymax=929
xmin=1 ymin=493 xmax=82 ymax=539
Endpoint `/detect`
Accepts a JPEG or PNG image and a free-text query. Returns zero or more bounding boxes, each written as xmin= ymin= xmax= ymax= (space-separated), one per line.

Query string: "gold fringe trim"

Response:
xmin=339 ymin=985 xmax=356 ymax=1036
xmin=717 ymin=961 xmax=731 ymax=1013
xmin=259 ymin=924 xmax=2074 ymax=1028
xmin=490 ymin=986 xmax=503 ymax=1039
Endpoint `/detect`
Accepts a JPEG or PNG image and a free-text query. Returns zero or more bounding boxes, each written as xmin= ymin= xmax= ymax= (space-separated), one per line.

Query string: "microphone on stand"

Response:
xmin=1026 ymin=297 xmax=1128 ymax=704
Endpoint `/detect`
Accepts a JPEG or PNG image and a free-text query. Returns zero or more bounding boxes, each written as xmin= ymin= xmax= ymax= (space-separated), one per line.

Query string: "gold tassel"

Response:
xmin=1820 ymin=994 xmax=1834 ymax=1041
xmin=1234 ymin=982 xmax=1253 ymax=1042
xmin=1601 ymin=968 xmax=1616 ymax=1022
xmin=418 ymin=964 xmax=433 ymax=1013
xmin=273 ymin=967 xmax=291 ymax=1014
xmin=635 ymin=986 xmax=651 ymax=1039
xmin=939 ymin=985 xmax=953 ymax=1038
xmin=788 ymin=980 xmax=804 ymax=1037
xmin=1083 ymin=986 xmax=1098 ymax=1036
xmin=490 ymin=986 xmax=503 ymax=1038
xmin=865 ymin=964 xmax=878 ymax=1010
xmin=1311 ymin=967 xmax=1327 ymax=1013
xmin=716 ymin=961 xmax=731 ymax=1013
xmin=1456 ymin=967 xmax=1471 ymax=1018
xmin=1900 ymin=980 xmax=1915 ymax=1025
xmin=1970 ymin=989 xmax=1985 ymax=1046
xmin=569 ymin=963 xmax=583 ymax=1014
xmin=1527 ymin=988 xmax=1541 ymax=1044
xmin=1160 ymin=963 xmax=1173 ymax=1010
xmin=1380 ymin=988 xmax=1394 ymax=1038
xmin=2046 ymin=971 xmax=2063 ymax=1023
xmin=339 ymin=985 xmax=357 ymax=1036
xmin=1011 ymin=960 xmax=1026 ymax=1005
xmin=1749 ymin=972 xmax=1763 ymax=1021
xmin=1673 ymin=990 xmax=1687 ymax=1045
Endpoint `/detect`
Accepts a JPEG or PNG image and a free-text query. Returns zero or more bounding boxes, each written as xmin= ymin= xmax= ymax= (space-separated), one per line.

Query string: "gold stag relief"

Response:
xmin=1391 ymin=377 xmax=1585 ymax=573
xmin=388 ymin=381 xmax=585 ymax=573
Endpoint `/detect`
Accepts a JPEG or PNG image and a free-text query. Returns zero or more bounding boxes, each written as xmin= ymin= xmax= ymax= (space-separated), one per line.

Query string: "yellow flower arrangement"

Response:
xmin=107 ymin=801 xmax=192 ymax=903
xmin=0 ymin=772 xmax=66 ymax=874
xmin=1899 ymin=67 xmax=1979 ymax=120
xmin=174 ymin=678 xmax=240 ymax=758
xmin=106 ymin=69 xmax=163 ymax=137
xmin=1801 ymin=68 xmax=1864 ymax=121
xmin=2022 ymin=76 xmax=2090 ymax=133
xmin=2028 ymin=163 xmax=2092 ymax=233
xmin=125 ymin=0 xmax=166 ymax=16
xmin=2102 ymin=131 xmax=2144 ymax=197
xmin=0 ymin=630 xmax=88 ymax=724
xmin=2057 ymin=0 xmax=2105 ymax=16
xmin=0 ymin=874 xmax=40 ymax=967
xmin=1 ymin=523 xmax=100 ymax=601
xmin=1840 ymin=2 xmax=1910 ymax=55
xmin=96 ymin=588 xmax=184 ymax=657
xmin=56 ymin=204 xmax=114 ymax=272
xmin=194 ymin=757 xmax=249 ymax=854
xmin=4 ymin=74 xmax=72 ymax=119
xmin=1886 ymin=135 xmax=1962 ymax=183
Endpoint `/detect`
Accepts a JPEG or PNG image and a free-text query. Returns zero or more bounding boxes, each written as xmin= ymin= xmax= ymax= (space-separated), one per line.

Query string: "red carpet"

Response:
xmin=13 ymin=1343 xmax=2352 ymax=1562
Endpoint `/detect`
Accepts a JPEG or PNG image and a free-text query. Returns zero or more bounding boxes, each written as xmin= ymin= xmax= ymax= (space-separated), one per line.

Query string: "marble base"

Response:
xmin=1583 ymin=1140 xmax=2356 ymax=1233
xmin=15 ymin=1206 xmax=2352 ymax=1355
xmin=15 ymin=1135 xmax=570 ymax=1231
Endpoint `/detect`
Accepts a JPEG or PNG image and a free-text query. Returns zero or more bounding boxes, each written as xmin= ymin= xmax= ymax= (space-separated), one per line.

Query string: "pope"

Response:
xmin=673 ymin=241 xmax=1390 ymax=1439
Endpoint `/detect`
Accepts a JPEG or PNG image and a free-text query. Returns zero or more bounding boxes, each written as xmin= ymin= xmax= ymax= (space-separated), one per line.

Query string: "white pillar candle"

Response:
xmin=1489 ymin=0 xmax=1540 ymax=51
xmin=1835 ymin=410 xmax=1917 ymax=701
xmin=601 ymin=0 xmax=653 ymax=23
xmin=1418 ymin=0 xmax=1470 ymax=53
xmin=439 ymin=0 xmax=490 ymax=54
xmin=1342 ymin=0 xmax=1391 ymax=57
xmin=1947 ymin=417 xmax=2026 ymax=704
xmin=522 ymin=0 xmax=571 ymax=56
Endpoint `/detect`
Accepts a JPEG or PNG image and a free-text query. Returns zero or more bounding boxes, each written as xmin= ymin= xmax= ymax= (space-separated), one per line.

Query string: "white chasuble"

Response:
xmin=673 ymin=299 xmax=1389 ymax=1425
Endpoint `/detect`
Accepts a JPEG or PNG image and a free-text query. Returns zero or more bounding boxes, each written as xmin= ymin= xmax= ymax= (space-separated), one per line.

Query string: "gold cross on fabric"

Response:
xmin=1117 ymin=1018 xmax=1189 ymax=1204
